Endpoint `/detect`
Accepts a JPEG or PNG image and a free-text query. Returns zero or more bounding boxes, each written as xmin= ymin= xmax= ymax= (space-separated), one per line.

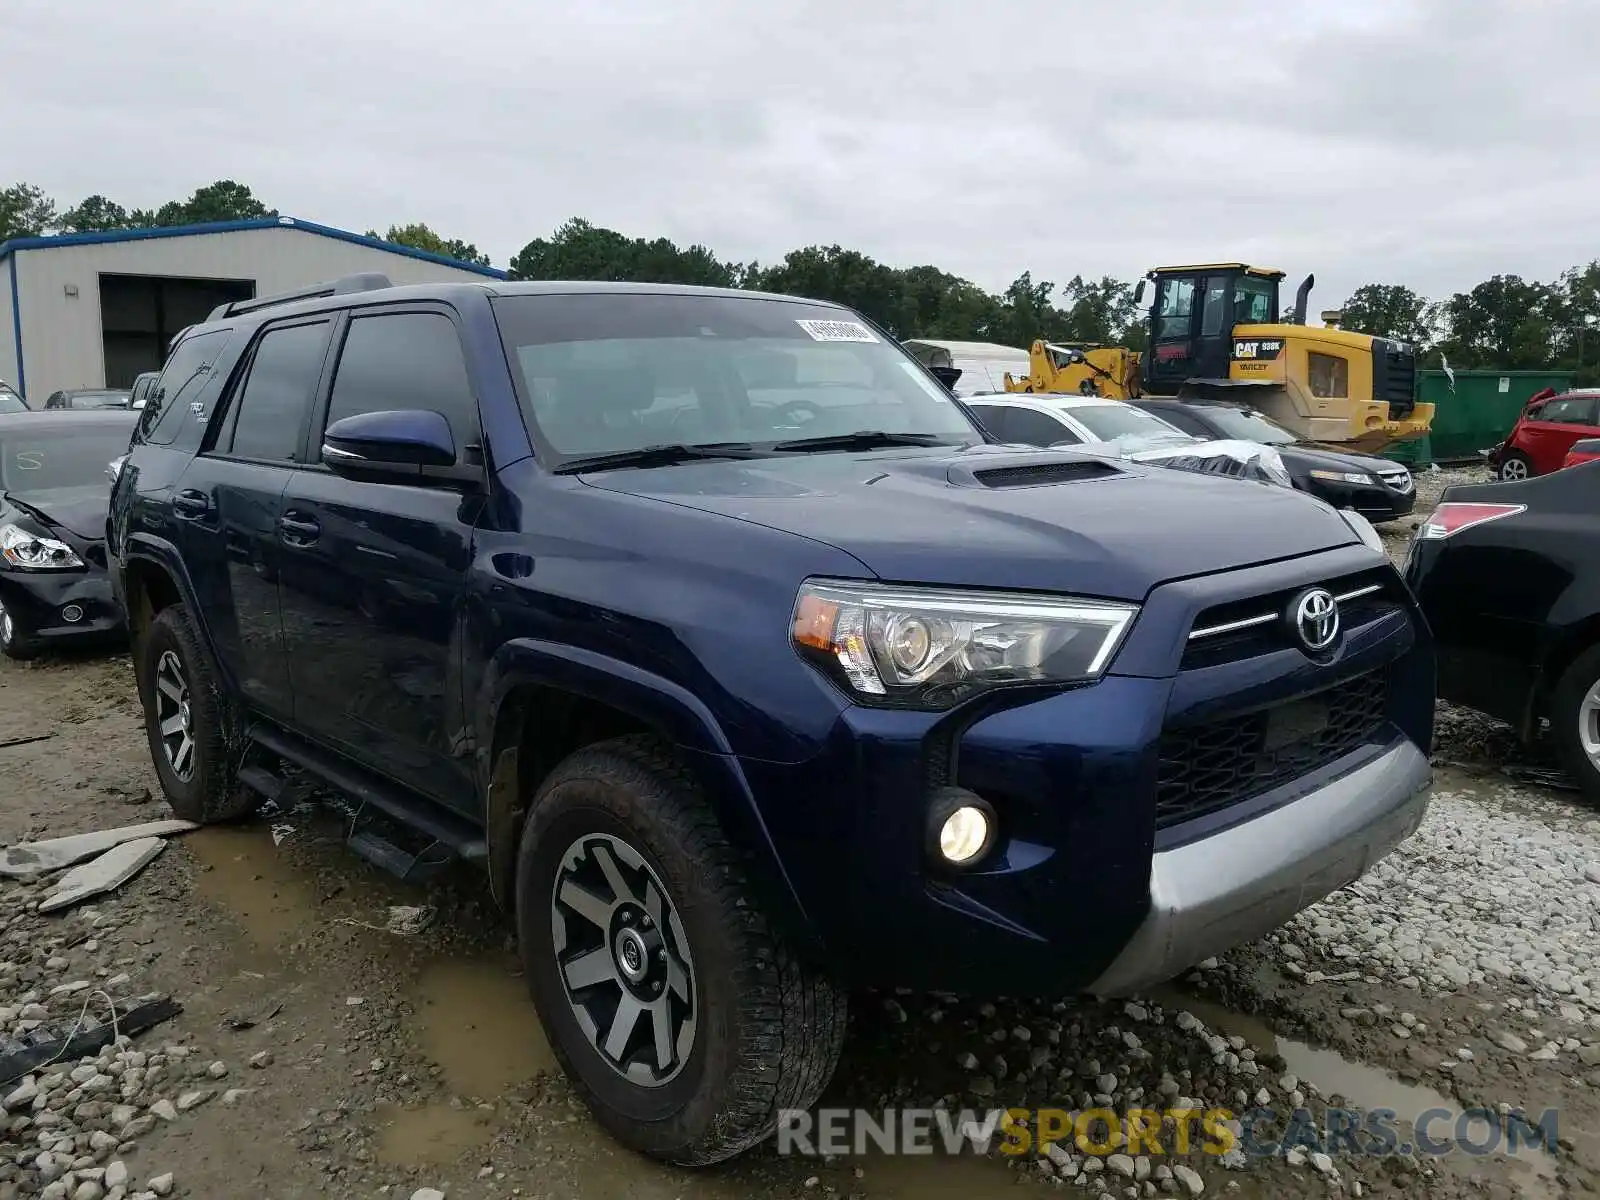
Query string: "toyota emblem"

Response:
xmin=1290 ymin=587 xmax=1340 ymax=653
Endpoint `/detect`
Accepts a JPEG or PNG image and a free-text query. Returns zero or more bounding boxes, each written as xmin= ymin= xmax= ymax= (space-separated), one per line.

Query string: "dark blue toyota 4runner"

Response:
xmin=109 ymin=276 xmax=1433 ymax=1164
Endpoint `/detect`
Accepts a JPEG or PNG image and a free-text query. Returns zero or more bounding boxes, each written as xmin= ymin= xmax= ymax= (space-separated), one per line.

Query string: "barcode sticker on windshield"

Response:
xmin=796 ymin=319 xmax=878 ymax=343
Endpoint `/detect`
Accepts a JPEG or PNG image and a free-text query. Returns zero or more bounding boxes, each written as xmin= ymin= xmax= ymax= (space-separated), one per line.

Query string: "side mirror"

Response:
xmin=928 ymin=365 xmax=963 ymax=392
xmin=322 ymin=409 xmax=475 ymax=484
xmin=1132 ymin=280 xmax=1146 ymax=306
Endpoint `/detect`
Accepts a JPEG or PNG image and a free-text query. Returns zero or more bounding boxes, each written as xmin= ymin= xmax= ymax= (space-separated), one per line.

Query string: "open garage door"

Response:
xmin=99 ymin=273 xmax=255 ymax=387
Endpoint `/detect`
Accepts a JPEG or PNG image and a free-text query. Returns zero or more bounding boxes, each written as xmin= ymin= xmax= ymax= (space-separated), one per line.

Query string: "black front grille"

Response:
xmin=1155 ymin=670 xmax=1389 ymax=831
xmin=1372 ymin=337 xmax=1417 ymax=416
xmin=974 ymin=461 xmax=1119 ymax=488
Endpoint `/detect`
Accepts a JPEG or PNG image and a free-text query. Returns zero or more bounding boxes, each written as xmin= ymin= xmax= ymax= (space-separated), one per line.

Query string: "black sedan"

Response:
xmin=0 ymin=411 xmax=135 ymax=659
xmin=1405 ymin=461 xmax=1600 ymax=801
xmin=1132 ymin=399 xmax=1416 ymax=520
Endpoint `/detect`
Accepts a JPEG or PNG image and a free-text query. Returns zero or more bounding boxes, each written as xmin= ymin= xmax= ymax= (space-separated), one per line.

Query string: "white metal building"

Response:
xmin=0 ymin=216 xmax=505 ymax=404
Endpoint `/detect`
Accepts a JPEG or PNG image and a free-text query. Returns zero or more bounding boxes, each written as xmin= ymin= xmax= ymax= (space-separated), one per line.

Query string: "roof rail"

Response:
xmin=206 ymin=272 xmax=392 ymax=320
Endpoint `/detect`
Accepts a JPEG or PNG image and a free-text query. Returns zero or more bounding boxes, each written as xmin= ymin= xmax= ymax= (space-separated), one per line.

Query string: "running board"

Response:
xmin=243 ymin=724 xmax=488 ymax=874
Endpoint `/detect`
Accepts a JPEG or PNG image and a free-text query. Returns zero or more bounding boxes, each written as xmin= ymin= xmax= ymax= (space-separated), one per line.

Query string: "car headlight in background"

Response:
xmin=1310 ymin=469 xmax=1374 ymax=486
xmin=1338 ymin=508 xmax=1385 ymax=553
xmin=0 ymin=523 xmax=84 ymax=570
xmin=792 ymin=580 xmax=1138 ymax=709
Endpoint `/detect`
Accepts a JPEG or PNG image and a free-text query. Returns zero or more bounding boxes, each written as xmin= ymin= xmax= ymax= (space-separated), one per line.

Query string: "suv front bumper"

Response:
xmin=1088 ymin=739 xmax=1429 ymax=995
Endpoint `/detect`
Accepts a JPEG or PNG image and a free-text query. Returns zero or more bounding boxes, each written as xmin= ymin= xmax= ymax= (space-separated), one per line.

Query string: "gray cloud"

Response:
xmin=4 ymin=0 xmax=1595 ymax=311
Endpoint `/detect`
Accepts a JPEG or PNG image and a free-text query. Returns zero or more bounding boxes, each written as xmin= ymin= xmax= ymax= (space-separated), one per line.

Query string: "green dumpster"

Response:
xmin=1396 ymin=369 xmax=1574 ymax=465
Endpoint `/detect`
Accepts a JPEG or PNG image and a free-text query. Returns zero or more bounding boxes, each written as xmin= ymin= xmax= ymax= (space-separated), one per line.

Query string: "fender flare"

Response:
xmin=120 ymin=533 xmax=229 ymax=678
xmin=475 ymin=639 xmax=814 ymax=946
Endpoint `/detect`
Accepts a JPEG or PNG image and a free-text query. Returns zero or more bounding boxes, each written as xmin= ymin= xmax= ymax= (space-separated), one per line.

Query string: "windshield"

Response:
xmin=0 ymin=427 xmax=134 ymax=491
xmin=1235 ymin=277 xmax=1277 ymax=325
xmin=1070 ymin=404 xmax=1190 ymax=443
xmin=68 ymin=391 xmax=131 ymax=409
xmin=493 ymin=293 xmax=980 ymax=461
xmin=1197 ymin=406 xmax=1297 ymax=445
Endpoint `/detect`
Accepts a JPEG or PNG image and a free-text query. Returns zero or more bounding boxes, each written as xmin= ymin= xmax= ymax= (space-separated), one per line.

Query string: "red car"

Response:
xmin=1488 ymin=389 xmax=1600 ymax=479
xmin=1563 ymin=437 xmax=1600 ymax=470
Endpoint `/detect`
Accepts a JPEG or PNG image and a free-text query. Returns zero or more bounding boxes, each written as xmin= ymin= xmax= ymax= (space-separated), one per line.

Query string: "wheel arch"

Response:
xmin=477 ymin=640 xmax=815 ymax=950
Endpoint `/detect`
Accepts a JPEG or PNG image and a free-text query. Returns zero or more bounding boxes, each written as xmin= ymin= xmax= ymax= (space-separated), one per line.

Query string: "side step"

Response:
xmin=242 ymin=724 xmax=487 ymax=882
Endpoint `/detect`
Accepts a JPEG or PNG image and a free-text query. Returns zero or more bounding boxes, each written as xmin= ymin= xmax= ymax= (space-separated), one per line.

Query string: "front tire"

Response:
xmin=138 ymin=604 xmax=256 ymax=823
xmin=516 ymin=734 xmax=847 ymax=1164
xmin=1552 ymin=644 xmax=1600 ymax=804
xmin=0 ymin=596 xmax=38 ymax=661
xmin=1498 ymin=450 xmax=1533 ymax=481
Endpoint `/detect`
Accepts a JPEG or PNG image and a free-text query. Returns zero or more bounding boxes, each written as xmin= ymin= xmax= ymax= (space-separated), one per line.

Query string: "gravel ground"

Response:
xmin=2 ymin=462 xmax=1597 ymax=1199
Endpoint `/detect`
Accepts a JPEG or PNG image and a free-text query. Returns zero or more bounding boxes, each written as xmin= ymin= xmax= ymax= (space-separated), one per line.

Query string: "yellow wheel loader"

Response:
xmin=1003 ymin=341 xmax=1143 ymax=400
xmin=1135 ymin=263 xmax=1433 ymax=451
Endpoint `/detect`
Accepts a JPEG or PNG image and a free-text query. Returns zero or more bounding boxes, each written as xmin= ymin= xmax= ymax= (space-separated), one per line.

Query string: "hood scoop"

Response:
xmin=949 ymin=452 xmax=1125 ymax=489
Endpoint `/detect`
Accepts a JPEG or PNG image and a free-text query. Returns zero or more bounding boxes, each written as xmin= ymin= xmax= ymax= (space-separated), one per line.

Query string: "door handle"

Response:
xmin=278 ymin=513 xmax=321 ymax=545
xmin=171 ymin=490 xmax=210 ymax=519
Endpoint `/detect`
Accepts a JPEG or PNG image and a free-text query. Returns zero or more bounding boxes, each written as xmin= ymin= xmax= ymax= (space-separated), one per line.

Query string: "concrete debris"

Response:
xmin=38 ymin=837 xmax=168 ymax=913
xmin=0 ymin=820 xmax=196 ymax=879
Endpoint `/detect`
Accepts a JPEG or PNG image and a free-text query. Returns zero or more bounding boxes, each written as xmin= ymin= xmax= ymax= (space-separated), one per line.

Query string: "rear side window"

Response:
xmin=216 ymin=321 xmax=331 ymax=462
xmin=321 ymin=313 xmax=479 ymax=462
xmin=968 ymin=405 xmax=1010 ymax=440
xmin=141 ymin=329 xmax=232 ymax=446
xmin=1538 ymin=395 xmax=1599 ymax=425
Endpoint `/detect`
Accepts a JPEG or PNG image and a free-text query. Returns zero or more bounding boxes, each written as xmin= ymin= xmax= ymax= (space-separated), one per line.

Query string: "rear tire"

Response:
xmin=516 ymin=734 xmax=847 ymax=1164
xmin=1498 ymin=450 xmax=1533 ymax=481
xmin=138 ymin=604 xmax=256 ymax=823
xmin=1551 ymin=644 xmax=1600 ymax=805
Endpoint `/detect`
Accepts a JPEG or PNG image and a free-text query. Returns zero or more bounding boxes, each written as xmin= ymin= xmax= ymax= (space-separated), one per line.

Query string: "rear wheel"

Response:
xmin=1498 ymin=450 xmax=1533 ymax=481
xmin=1551 ymin=644 xmax=1600 ymax=804
xmin=516 ymin=734 xmax=847 ymax=1164
xmin=139 ymin=605 xmax=257 ymax=823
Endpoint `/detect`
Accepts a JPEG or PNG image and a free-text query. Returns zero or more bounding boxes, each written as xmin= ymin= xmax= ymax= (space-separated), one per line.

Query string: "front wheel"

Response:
xmin=0 ymin=596 xmax=38 ymax=661
xmin=516 ymin=735 xmax=847 ymax=1164
xmin=1498 ymin=450 xmax=1533 ymax=481
xmin=1552 ymin=645 xmax=1600 ymax=805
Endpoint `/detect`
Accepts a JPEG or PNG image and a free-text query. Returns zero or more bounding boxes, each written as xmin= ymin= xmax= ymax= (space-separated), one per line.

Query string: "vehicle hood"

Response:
xmin=1288 ymin=444 xmax=1407 ymax=476
xmin=1 ymin=485 xmax=110 ymax=541
xmin=579 ymin=445 xmax=1360 ymax=601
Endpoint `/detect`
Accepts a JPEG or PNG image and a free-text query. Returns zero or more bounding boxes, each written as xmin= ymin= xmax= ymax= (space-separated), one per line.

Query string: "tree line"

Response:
xmin=5 ymin=179 xmax=1597 ymax=382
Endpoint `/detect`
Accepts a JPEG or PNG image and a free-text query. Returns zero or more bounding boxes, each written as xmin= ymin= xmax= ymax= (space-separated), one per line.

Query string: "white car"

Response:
xmin=965 ymin=393 xmax=1293 ymax=487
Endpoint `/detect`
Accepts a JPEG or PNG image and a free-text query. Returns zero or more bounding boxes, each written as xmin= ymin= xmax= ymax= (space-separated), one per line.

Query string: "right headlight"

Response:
xmin=791 ymin=580 xmax=1138 ymax=710
xmin=0 ymin=523 xmax=84 ymax=571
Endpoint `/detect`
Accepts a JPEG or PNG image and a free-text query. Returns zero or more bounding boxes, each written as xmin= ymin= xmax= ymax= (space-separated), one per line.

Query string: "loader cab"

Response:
xmin=1138 ymin=264 xmax=1285 ymax=393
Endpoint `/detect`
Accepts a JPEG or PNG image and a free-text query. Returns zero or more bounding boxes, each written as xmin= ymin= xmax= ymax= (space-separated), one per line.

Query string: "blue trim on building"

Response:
xmin=0 ymin=216 xmax=506 ymax=279
xmin=6 ymin=252 xmax=23 ymax=398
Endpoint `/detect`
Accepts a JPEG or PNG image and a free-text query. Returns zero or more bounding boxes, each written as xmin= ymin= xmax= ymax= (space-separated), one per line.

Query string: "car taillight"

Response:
xmin=1418 ymin=502 xmax=1526 ymax=540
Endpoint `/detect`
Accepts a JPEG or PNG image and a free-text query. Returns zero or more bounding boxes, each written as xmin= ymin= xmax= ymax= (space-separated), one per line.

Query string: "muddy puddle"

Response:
xmin=187 ymin=824 xmax=325 ymax=950
xmin=1156 ymin=988 xmax=1562 ymax=1197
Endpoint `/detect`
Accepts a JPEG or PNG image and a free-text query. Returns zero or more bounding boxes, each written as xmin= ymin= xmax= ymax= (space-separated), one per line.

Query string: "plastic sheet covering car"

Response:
xmin=1084 ymin=437 xmax=1296 ymax=489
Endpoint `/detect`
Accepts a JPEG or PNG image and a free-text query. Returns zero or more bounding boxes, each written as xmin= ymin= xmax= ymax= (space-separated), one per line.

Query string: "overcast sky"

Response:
xmin=5 ymin=0 xmax=1595 ymax=307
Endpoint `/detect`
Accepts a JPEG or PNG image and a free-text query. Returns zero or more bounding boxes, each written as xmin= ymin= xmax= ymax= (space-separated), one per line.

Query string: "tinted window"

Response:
xmin=140 ymin=330 xmax=232 ymax=446
xmin=1007 ymin=408 xmax=1079 ymax=446
xmin=66 ymin=391 xmax=131 ymax=409
xmin=322 ymin=314 xmax=478 ymax=461
xmin=967 ymin=404 xmax=1009 ymax=440
xmin=1190 ymin=405 xmax=1298 ymax=444
xmin=1070 ymin=404 xmax=1187 ymax=442
xmin=494 ymin=294 xmax=979 ymax=460
xmin=1146 ymin=406 xmax=1211 ymax=438
xmin=1538 ymin=396 xmax=1599 ymax=425
xmin=1200 ymin=280 xmax=1229 ymax=336
xmin=1235 ymin=277 xmax=1276 ymax=324
xmin=221 ymin=322 xmax=330 ymax=462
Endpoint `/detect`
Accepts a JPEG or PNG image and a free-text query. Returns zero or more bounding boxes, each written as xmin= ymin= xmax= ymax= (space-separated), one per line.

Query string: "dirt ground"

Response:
xmin=1 ymin=467 xmax=1597 ymax=1199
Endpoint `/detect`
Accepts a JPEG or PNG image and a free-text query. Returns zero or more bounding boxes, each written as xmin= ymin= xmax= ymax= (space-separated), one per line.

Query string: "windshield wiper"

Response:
xmin=552 ymin=443 xmax=762 ymax=474
xmin=769 ymin=430 xmax=958 ymax=453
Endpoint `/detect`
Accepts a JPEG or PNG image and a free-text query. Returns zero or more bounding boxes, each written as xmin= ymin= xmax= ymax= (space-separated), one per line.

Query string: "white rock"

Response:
xmin=105 ymin=1162 xmax=129 ymax=1188
xmin=409 ymin=1191 xmax=445 ymax=1200
xmin=1171 ymin=1162 xmax=1205 ymax=1195
xmin=148 ymin=1176 xmax=174 ymax=1197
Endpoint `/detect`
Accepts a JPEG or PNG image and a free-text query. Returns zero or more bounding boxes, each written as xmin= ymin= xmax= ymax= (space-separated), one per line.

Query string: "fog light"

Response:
xmin=60 ymin=604 xmax=84 ymax=624
xmin=939 ymin=807 xmax=990 ymax=863
xmin=926 ymin=787 xmax=997 ymax=869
